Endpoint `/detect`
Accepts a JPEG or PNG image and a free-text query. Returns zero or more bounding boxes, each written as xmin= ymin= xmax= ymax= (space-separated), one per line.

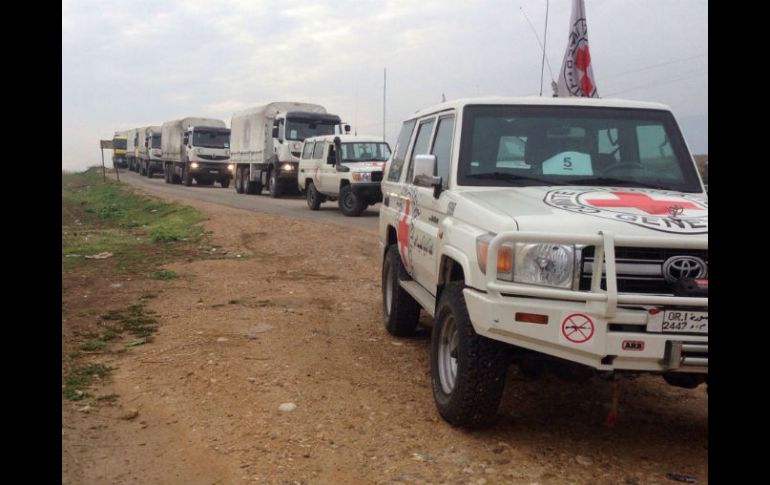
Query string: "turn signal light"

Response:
xmin=515 ymin=312 xmax=549 ymax=324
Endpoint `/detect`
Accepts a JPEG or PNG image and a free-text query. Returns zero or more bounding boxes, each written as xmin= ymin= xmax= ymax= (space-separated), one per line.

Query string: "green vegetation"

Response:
xmin=148 ymin=269 xmax=178 ymax=280
xmin=62 ymin=168 xmax=206 ymax=272
xmin=63 ymin=363 xmax=111 ymax=401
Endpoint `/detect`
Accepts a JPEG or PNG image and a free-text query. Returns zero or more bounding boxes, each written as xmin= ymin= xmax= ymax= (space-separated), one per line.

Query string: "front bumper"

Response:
xmin=190 ymin=162 xmax=233 ymax=177
xmin=351 ymin=182 xmax=383 ymax=202
xmin=276 ymin=162 xmax=299 ymax=182
xmin=467 ymin=230 xmax=707 ymax=373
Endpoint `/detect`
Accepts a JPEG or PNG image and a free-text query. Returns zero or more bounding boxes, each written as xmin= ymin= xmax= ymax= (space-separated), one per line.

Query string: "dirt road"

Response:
xmin=62 ymin=179 xmax=708 ymax=485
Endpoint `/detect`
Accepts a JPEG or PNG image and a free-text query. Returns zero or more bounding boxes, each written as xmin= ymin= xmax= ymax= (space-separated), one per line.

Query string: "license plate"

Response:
xmin=646 ymin=310 xmax=708 ymax=334
xmin=209 ymin=170 xmax=219 ymax=174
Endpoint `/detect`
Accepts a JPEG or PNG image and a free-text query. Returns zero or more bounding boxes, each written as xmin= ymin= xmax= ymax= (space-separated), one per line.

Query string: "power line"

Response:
xmin=605 ymin=68 xmax=707 ymax=97
xmin=604 ymin=53 xmax=707 ymax=81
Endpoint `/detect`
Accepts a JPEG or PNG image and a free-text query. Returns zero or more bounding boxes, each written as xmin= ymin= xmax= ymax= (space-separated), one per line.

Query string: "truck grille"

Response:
xmin=198 ymin=154 xmax=229 ymax=161
xmin=579 ymin=247 xmax=708 ymax=295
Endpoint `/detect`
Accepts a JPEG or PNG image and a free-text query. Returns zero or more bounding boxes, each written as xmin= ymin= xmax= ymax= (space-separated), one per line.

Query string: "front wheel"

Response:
xmin=430 ymin=282 xmax=509 ymax=428
xmin=306 ymin=181 xmax=322 ymax=210
xmin=382 ymin=245 xmax=420 ymax=336
xmin=183 ymin=166 xmax=193 ymax=186
xmin=339 ymin=185 xmax=365 ymax=216
xmin=220 ymin=177 xmax=230 ymax=189
xmin=268 ymin=169 xmax=281 ymax=198
xmin=235 ymin=167 xmax=244 ymax=193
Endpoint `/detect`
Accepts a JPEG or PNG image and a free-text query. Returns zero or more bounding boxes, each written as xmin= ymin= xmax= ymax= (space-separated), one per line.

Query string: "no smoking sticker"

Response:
xmin=561 ymin=313 xmax=595 ymax=344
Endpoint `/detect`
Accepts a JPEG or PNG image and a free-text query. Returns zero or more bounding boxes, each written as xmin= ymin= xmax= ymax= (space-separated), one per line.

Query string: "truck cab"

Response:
xmin=378 ymin=96 xmax=708 ymax=428
xmin=179 ymin=126 xmax=233 ymax=187
xmin=267 ymin=111 xmax=344 ymax=197
xmin=112 ymin=133 xmax=127 ymax=168
xmin=140 ymin=126 xmax=162 ymax=178
xmin=298 ymin=134 xmax=391 ymax=216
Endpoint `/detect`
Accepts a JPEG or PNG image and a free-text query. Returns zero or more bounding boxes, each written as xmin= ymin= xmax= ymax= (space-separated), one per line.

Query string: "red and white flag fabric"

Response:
xmin=557 ymin=0 xmax=599 ymax=97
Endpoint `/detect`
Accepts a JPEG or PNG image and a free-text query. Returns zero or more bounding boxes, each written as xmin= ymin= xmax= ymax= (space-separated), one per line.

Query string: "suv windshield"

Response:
xmin=340 ymin=142 xmax=391 ymax=162
xmin=193 ymin=130 xmax=230 ymax=149
xmin=286 ymin=118 xmax=336 ymax=141
xmin=151 ymin=134 xmax=161 ymax=148
xmin=113 ymin=138 xmax=127 ymax=149
xmin=457 ymin=105 xmax=702 ymax=192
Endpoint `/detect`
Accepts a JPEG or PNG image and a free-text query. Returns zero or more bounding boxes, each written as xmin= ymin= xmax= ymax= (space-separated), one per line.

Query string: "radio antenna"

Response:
xmin=520 ymin=4 xmax=555 ymax=95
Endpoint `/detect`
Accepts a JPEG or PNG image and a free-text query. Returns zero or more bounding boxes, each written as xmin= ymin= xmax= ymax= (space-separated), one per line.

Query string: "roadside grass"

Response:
xmin=62 ymin=168 xmax=206 ymax=273
xmin=148 ymin=269 xmax=178 ymax=280
xmin=63 ymin=363 xmax=111 ymax=401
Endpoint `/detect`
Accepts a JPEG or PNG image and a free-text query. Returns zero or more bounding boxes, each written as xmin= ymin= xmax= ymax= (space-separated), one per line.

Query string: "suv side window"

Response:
xmin=405 ymin=118 xmax=436 ymax=184
xmin=387 ymin=120 xmax=417 ymax=182
xmin=302 ymin=142 xmax=315 ymax=159
xmin=431 ymin=115 xmax=455 ymax=188
xmin=312 ymin=141 xmax=324 ymax=159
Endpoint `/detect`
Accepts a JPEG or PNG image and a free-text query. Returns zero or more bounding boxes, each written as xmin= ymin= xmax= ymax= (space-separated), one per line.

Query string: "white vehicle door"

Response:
xmin=319 ymin=141 xmax=338 ymax=194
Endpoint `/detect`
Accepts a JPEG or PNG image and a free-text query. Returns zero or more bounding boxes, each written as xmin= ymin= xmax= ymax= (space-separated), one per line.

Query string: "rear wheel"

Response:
xmin=164 ymin=165 xmax=170 ymax=183
xmin=306 ymin=181 xmax=321 ymax=210
xmin=381 ymin=245 xmax=420 ymax=336
xmin=183 ymin=166 xmax=193 ymax=186
xmin=339 ymin=185 xmax=365 ymax=216
xmin=430 ymin=282 xmax=509 ymax=428
xmin=220 ymin=178 xmax=230 ymax=188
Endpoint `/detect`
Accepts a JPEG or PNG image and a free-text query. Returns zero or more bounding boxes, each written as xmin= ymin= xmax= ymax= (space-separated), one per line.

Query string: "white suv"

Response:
xmin=378 ymin=96 xmax=708 ymax=428
xmin=298 ymin=135 xmax=391 ymax=216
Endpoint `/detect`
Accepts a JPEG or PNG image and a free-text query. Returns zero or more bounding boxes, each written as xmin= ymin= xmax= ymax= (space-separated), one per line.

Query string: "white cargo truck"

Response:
xmin=298 ymin=134 xmax=391 ymax=216
xmin=379 ymin=96 xmax=708 ymax=428
xmin=230 ymin=102 xmax=348 ymax=197
xmin=139 ymin=126 xmax=162 ymax=178
xmin=126 ymin=127 xmax=141 ymax=172
xmin=161 ymin=117 xmax=233 ymax=187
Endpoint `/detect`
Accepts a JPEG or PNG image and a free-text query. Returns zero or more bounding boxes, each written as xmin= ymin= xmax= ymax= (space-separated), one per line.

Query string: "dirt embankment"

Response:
xmin=62 ymin=192 xmax=707 ymax=485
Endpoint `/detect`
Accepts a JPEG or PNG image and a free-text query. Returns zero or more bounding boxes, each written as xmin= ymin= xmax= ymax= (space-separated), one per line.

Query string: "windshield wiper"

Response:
xmin=569 ymin=177 xmax=670 ymax=190
xmin=465 ymin=172 xmax=560 ymax=185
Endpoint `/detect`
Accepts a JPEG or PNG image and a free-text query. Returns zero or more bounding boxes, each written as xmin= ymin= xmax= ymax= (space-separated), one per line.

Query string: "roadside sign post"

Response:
xmin=100 ymin=146 xmax=106 ymax=181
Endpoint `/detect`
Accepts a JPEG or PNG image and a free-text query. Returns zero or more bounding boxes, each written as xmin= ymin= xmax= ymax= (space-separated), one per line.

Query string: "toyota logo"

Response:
xmin=662 ymin=256 xmax=707 ymax=283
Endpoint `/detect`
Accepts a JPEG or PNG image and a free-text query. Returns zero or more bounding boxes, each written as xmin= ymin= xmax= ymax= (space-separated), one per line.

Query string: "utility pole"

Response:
xmin=383 ymin=68 xmax=387 ymax=141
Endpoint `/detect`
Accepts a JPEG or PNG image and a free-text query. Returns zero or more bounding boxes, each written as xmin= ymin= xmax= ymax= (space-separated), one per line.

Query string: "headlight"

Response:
xmin=513 ymin=243 xmax=575 ymax=288
xmin=476 ymin=236 xmax=575 ymax=289
xmin=228 ymin=164 xmax=235 ymax=172
xmin=352 ymin=172 xmax=372 ymax=182
xmin=281 ymin=163 xmax=294 ymax=171
xmin=190 ymin=162 xmax=199 ymax=169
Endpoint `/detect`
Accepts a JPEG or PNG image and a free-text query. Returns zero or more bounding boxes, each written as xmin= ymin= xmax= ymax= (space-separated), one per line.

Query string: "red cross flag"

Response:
xmin=556 ymin=0 xmax=599 ymax=98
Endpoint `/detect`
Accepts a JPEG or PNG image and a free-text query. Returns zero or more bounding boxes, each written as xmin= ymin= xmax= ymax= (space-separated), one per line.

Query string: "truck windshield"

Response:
xmin=151 ymin=134 xmax=161 ymax=148
xmin=113 ymin=138 xmax=127 ymax=149
xmin=340 ymin=142 xmax=392 ymax=162
xmin=285 ymin=119 xmax=336 ymax=141
xmin=193 ymin=130 xmax=230 ymax=149
xmin=457 ymin=105 xmax=702 ymax=193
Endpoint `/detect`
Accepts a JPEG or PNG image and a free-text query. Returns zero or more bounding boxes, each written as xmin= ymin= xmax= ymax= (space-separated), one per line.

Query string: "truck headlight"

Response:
xmin=228 ymin=164 xmax=235 ymax=172
xmin=191 ymin=162 xmax=199 ymax=169
xmin=513 ymin=243 xmax=575 ymax=288
xmin=281 ymin=163 xmax=294 ymax=171
xmin=352 ymin=172 xmax=372 ymax=182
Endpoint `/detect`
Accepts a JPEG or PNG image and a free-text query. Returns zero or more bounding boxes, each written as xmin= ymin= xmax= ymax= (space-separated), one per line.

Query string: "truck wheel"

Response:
xmin=220 ymin=178 xmax=230 ymax=189
xmin=430 ymin=281 xmax=509 ymax=428
xmin=268 ymin=169 xmax=281 ymax=198
xmin=339 ymin=185 xmax=365 ymax=216
xmin=244 ymin=168 xmax=260 ymax=194
xmin=382 ymin=245 xmax=420 ymax=336
xmin=235 ymin=167 xmax=244 ymax=193
xmin=306 ymin=182 xmax=322 ymax=210
xmin=183 ymin=167 xmax=193 ymax=186
xmin=164 ymin=165 xmax=170 ymax=183
xmin=171 ymin=165 xmax=182 ymax=184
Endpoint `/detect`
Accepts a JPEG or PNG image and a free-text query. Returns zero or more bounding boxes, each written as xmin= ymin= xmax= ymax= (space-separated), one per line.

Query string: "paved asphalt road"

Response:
xmin=116 ymin=170 xmax=381 ymax=232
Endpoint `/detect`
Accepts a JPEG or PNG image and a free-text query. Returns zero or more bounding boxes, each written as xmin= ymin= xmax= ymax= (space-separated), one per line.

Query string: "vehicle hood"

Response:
xmin=449 ymin=186 xmax=708 ymax=236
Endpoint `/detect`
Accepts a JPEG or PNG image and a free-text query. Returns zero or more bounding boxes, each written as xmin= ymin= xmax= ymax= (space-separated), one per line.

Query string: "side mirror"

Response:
xmin=344 ymin=124 xmax=351 ymax=134
xmin=412 ymin=154 xmax=442 ymax=198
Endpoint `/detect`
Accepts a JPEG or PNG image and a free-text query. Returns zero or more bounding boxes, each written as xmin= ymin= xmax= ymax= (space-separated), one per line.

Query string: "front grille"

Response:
xmin=579 ymin=246 xmax=708 ymax=295
xmin=198 ymin=154 xmax=229 ymax=161
xmin=371 ymin=171 xmax=383 ymax=182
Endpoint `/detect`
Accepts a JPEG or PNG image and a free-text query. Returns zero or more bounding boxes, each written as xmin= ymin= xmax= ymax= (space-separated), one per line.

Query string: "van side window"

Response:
xmin=431 ymin=115 xmax=455 ymax=188
xmin=312 ymin=141 xmax=324 ymax=159
xmin=406 ymin=118 xmax=436 ymax=184
xmin=387 ymin=120 xmax=417 ymax=182
xmin=302 ymin=142 xmax=315 ymax=159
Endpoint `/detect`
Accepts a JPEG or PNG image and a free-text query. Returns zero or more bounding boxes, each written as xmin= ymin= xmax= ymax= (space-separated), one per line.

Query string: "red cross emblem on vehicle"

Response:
xmin=397 ymin=199 xmax=411 ymax=268
xmin=585 ymin=191 xmax=700 ymax=215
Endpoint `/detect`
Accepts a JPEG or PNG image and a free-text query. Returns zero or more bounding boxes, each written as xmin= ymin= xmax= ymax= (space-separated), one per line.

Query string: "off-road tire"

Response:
xmin=268 ymin=168 xmax=281 ymax=198
xmin=306 ymin=181 xmax=322 ymax=210
xmin=339 ymin=185 xmax=365 ymax=216
xmin=235 ymin=167 xmax=244 ymax=193
xmin=183 ymin=167 xmax=193 ymax=186
xmin=382 ymin=245 xmax=420 ymax=336
xmin=430 ymin=281 xmax=509 ymax=428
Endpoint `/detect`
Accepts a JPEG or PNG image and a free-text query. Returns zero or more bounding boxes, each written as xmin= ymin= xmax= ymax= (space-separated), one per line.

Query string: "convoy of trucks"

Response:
xmin=161 ymin=117 xmax=233 ymax=187
xmin=111 ymin=132 xmax=128 ymax=168
xmin=230 ymin=102 xmax=350 ymax=197
xmin=138 ymin=126 xmax=162 ymax=177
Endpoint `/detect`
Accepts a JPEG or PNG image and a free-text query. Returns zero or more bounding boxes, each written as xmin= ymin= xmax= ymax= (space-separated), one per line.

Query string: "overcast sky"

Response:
xmin=62 ymin=0 xmax=708 ymax=171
